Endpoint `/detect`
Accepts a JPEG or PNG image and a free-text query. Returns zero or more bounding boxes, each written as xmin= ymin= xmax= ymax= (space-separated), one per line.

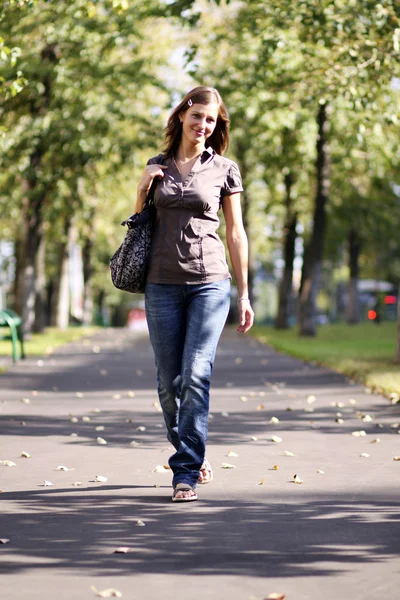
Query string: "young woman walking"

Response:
xmin=135 ymin=86 xmax=254 ymax=502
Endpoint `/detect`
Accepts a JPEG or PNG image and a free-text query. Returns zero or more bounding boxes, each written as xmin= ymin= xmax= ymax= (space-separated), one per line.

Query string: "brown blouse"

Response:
xmin=145 ymin=147 xmax=243 ymax=285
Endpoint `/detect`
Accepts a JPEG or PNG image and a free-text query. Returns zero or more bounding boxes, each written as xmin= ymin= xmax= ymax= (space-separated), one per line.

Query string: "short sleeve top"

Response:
xmin=145 ymin=147 xmax=243 ymax=285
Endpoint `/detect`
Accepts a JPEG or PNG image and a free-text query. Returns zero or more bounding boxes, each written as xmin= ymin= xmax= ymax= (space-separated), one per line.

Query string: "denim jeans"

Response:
xmin=145 ymin=279 xmax=230 ymax=488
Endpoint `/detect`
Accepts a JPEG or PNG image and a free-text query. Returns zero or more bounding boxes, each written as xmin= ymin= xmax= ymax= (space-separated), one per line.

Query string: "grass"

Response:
xmin=251 ymin=322 xmax=400 ymax=397
xmin=0 ymin=326 xmax=100 ymax=359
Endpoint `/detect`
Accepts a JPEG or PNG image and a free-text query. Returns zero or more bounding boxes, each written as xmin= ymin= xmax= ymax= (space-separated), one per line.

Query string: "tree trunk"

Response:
xmin=14 ymin=43 xmax=59 ymax=334
xmin=82 ymin=235 xmax=94 ymax=325
xmin=346 ymin=228 xmax=361 ymax=324
xmin=298 ymin=101 xmax=330 ymax=336
xmin=275 ymin=170 xmax=297 ymax=329
xmin=33 ymin=232 xmax=46 ymax=332
xmin=51 ymin=216 xmax=72 ymax=329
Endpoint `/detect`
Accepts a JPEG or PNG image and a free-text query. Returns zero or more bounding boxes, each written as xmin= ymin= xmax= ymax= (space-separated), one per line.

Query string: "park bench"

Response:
xmin=0 ymin=308 xmax=25 ymax=363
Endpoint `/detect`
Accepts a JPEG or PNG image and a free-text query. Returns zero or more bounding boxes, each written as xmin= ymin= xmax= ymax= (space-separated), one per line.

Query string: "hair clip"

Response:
xmin=188 ymin=99 xmax=193 ymax=106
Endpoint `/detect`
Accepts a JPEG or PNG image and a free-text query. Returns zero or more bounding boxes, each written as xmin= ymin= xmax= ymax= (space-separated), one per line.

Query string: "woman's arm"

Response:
xmin=222 ymin=193 xmax=254 ymax=333
xmin=134 ymin=163 xmax=167 ymax=213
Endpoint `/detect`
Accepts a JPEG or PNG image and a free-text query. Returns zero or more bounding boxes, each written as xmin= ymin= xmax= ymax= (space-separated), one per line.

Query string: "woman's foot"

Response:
xmin=198 ymin=458 xmax=213 ymax=484
xmin=172 ymin=483 xmax=198 ymax=502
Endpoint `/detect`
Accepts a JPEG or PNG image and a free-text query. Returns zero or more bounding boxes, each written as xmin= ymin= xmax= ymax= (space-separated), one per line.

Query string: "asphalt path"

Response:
xmin=0 ymin=327 xmax=399 ymax=600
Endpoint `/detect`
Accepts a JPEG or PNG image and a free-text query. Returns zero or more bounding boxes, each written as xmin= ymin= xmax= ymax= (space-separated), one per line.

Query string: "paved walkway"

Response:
xmin=0 ymin=327 xmax=399 ymax=600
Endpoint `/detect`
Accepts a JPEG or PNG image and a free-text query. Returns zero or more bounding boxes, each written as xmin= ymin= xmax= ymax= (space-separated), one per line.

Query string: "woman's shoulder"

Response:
xmin=211 ymin=152 xmax=240 ymax=172
xmin=146 ymin=152 xmax=166 ymax=165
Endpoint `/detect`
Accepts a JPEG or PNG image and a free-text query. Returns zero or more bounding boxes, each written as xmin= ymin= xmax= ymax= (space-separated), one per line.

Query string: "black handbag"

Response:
xmin=110 ymin=166 xmax=161 ymax=294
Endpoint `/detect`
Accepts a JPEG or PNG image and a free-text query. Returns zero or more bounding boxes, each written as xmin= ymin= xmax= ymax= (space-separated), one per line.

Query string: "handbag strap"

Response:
xmin=143 ymin=154 xmax=165 ymax=211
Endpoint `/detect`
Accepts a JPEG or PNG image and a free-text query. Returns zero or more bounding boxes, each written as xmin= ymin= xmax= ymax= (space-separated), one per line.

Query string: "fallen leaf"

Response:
xmin=265 ymin=594 xmax=286 ymax=600
xmin=307 ymin=395 xmax=316 ymax=404
xmin=272 ymin=465 xmax=279 ymax=470
xmin=362 ymin=415 xmax=373 ymax=423
xmin=389 ymin=392 xmax=399 ymax=404
xmin=0 ymin=460 xmax=16 ymax=467
xmin=250 ymin=436 xmax=258 ymax=441
xmin=270 ymin=436 xmax=282 ymax=443
xmin=129 ymin=440 xmax=141 ymax=447
xmin=40 ymin=481 xmax=54 ymax=486
xmin=100 ymin=369 xmax=108 ymax=376
xmin=70 ymin=433 xmax=78 ymax=437
xmin=359 ymin=453 xmax=370 ymax=458
xmin=283 ymin=451 xmax=295 ymax=457
xmin=128 ymin=391 xmax=135 ymax=398
xmin=269 ymin=417 xmax=280 ymax=424
xmin=221 ymin=463 xmax=236 ymax=469
xmin=227 ymin=451 xmax=238 ymax=457
xmin=256 ymin=404 xmax=265 ymax=411
xmin=304 ymin=407 xmax=314 ymax=413
xmin=96 ymin=437 xmax=107 ymax=445
xmin=335 ymin=402 xmax=345 ymax=408
xmin=239 ymin=395 xmax=248 ymax=402
xmin=349 ymin=398 xmax=357 ymax=405
xmin=70 ymin=417 xmax=79 ymax=423
xmin=257 ymin=478 xmax=265 ymax=485
xmin=293 ymin=474 xmax=303 ymax=484
xmin=390 ymin=423 xmax=399 ymax=429
xmin=37 ymin=360 xmax=44 ymax=367
xmin=208 ymin=413 xmax=214 ymax=420
xmin=135 ymin=520 xmax=145 ymax=527
xmin=370 ymin=438 xmax=381 ymax=444
xmin=72 ymin=481 xmax=83 ymax=486
xmin=76 ymin=392 xmax=84 ymax=398
xmin=92 ymin=408 xmax=101 ymax=414
xmin=336 ymin=412 xmax=343 ymax=417
xmin=351 ymin=430 xmax=367 ymax=437
xmin=393 ymin=456 xmax=400 ymax=461
xmin=152 ymin=401 xmax=162 ymax=412
xmin=21 ymin=451 xmax=31 ymax=458
xmin=113 ymin=394 xmax=121 ymax=400
xmin=336 ymin=418 xmax=344 ymax=424
xmin=31 ymin=390 xmax=39 ymax=396
xmin=56 ymin=465 xmax=75 ymax=472
xmin=114 ymin=547 xmax=130 ymax=554
xmin=364 ymin=387 xmax=372 ymax=394
xmin=136 ymin=369 xmax=143 ymax=376
xmin=152 ymin=465 xmax=169 ymax=473
xmin=95 ymin=426 xmax=105 ymax=432
xmin=259 ymin=391 xmax=265 ymax=397
xmin=0 ymin=539 xmax=10 ymax=544
xmin=317 ymin=469 xmax=325 ymax=474
xmin=82 ymin=416 xmax=91 ymax=422
xmin=95 ymin=475 xmax=108 ymax=482
xmin=92 ymin=346 xmax=101 ymax=354
xmin=90 ymin=585 xmax=122 ymax=598
xmin=221 ymin=411 xmax=230 ymax=417
xmin=136 ymin=426 xmax=146 ymax=432
xmin=234 ymin=357 xmax=243 ymax=364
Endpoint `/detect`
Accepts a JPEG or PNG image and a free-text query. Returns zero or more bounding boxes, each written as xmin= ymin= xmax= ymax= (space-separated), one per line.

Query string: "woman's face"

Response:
xmin=180 ymin=102 xmax=219 ymax=148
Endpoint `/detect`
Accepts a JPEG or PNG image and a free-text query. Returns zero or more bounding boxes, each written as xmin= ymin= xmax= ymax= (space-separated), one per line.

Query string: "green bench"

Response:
xmin=0 ymin=308 xmax=25 ymax=363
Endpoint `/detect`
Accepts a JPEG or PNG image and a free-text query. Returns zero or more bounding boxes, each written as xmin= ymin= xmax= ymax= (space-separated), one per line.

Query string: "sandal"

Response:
xmin=172 ymin=483 xmax=198 ymax=502
xmin=198 ymin=457 xmax=213 ymax=485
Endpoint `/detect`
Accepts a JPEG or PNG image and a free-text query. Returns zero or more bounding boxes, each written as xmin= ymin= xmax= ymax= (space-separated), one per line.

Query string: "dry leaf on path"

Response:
xmin=235 ymin=357 xmax=243 ymax=364
xmin=20 ymin=452 xmax=31 ymax=458
xmin=135 ymin=520 xmax=145 ymax=527
xmin=21 ymin=397 xmax=31 ymax=404
xmin=269 ymin=417 xmax=280 ymax=424
xmin=317 ymin=469 xmax=325 ymax=474
xmin=70 ymin=417 xmax=79 ymax=423
xmin=227 ymin=451 xmax=238 ymax=457
xmin=221 ymin=412 xmax=230 ymax=417
xmin=0 ymin=539 xmax=10 ymax=544
xmin=136 ymin=426 xmax=146 ymax=432
xmin=293 ymin=474 xmax=303 ymax=484
xmin=256 ymin=404 xmax=265 ymax=411
xmin=362 ymin=415 xmax=373 ymax=422
xmin=370 ymin=438 xmax=381 ymax=444
xmin=306 ymin=395 xmax=316 ymax=404
xmin=221 ymin=463 xmax=236 ymax=469
xmin=152 ymin=465 xmax=169 ymax=473
xmin=128 ymin=391 xmax=135 ymax=398
xmin=82 ymin=416 xmax=91 ymax=422
xmin=1 ymin=460 xmax=16 ymax=467
xmin=76 ymin=392 xmax=84 ymax=398
xmin=40 ymin=481 xmax=54 ymax=487
xmin=393 ymin=456 xmax=400 ymax=461
xmin=56 ymin=465 xmax=75 ymax=472
xmin=114 ymin=547 xmax=130 ymax=554
xmin=251 ymin=436 xmax=258 ymax=441
xmin=240 ymin=395 xmax=248 ymax=402
xmin=130 ymin=441 xmax=141 ymax=447
xmin=96 ymin=426 xmax=105 ymax=432
xmin=90 ymin=585 xmax=122 ymax=598
xmin=72 ymin=482 xmax=84 ymax=486
xmin=351 ymin=430 xmax=366 ymax=437
xmin=257 ymin=478 xmax=265 ymax=485
xmin=272 ymin=465 xmax=279 ymax=470
xmin=359 ymin=453 xmax=370 ymax=458
xmin=271 ymin=436 xmax=282 ymax=443
xmin=96 ymin=437 xmax=107 ymax=445
xmin=95 ymin=475 xmax=108 ymax=483
xmin=265 ymin=594 xmax=286 ymax=600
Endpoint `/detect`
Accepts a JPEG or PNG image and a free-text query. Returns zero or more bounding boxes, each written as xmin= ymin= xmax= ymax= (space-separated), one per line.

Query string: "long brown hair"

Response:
xmin=162 ymin=86 xmax=230 ymax=157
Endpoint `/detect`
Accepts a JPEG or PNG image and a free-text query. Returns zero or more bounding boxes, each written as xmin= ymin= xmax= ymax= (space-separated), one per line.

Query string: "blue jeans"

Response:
xmin=145 ymin=279 xmax=230 ymax=488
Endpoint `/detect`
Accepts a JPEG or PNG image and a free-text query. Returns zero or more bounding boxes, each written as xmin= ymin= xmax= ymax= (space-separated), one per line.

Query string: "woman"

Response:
xmin=135 ymin=86 xmax=254 ymax=502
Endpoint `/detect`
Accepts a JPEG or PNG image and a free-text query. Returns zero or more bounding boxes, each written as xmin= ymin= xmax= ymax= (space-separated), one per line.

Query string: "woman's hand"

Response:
xmin=237 ymin=298 xmax=254 ymax=334
xmin=137 ymin=164 xmax=167 ymax=194
xmin=135 ymin=164 xmax=167 ymax=213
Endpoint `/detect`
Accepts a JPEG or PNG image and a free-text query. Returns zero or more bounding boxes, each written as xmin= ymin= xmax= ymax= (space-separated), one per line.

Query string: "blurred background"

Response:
xmin=0 ymin=0 xmax=399 ymax=352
